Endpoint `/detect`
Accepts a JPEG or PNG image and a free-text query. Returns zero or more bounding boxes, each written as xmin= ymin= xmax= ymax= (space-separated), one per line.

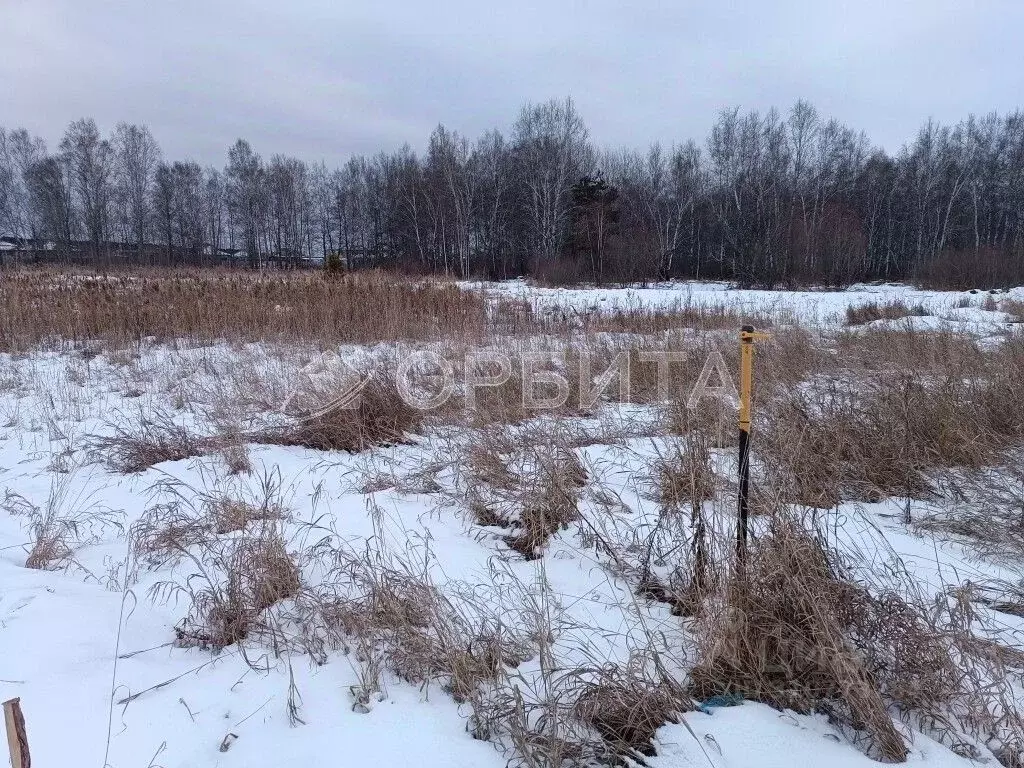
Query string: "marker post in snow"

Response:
xmin=3 ymin=697 xmax=30 ymax=768
xmin=736 ymin=325 xmax=769 ymax=565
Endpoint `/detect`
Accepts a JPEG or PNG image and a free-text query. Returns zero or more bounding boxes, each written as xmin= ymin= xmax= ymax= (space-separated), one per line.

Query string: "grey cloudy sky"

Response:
xmin=3 ymin=0 xmax=1023 ymax=166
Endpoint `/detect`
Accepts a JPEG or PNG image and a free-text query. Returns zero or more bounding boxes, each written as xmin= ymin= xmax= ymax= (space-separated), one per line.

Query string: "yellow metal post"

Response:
xmin=737 ymin=325 xmax=768 ymax=561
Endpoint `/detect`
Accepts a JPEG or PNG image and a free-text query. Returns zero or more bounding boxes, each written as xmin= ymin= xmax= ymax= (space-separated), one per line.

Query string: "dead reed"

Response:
xmin=2 ymin=477 xmax=123 ymax=571
xmin=571 ymin=659 xmax=693 ymax=758
xmin=256 ymin=374 xmax=423 ymax=452
xmin=0 ymin=268 xmax=493 ymax=349
xmin=92 ymin=409 xmax=207 ymax=473
xmin=0 ymin=267 xmax=771 ymax=351
xmin=845 ymin=299 xmax=930 ymax=326
xmin=691 ymin=516 xmax=926 ymax=761
xmin=759 ymin=328 xmax=1024 ymax=505
xmin=167 ymin=526 xmax=302 ymax=650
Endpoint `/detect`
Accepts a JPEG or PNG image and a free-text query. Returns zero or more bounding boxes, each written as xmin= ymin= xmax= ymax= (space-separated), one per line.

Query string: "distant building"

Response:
xmin=0 ymin=236 xmax=56 ymax=252
xmin=0 ymin=235 xmax=323 ymax=269
xmin=0 ymin=237 xmax=56 ymax=264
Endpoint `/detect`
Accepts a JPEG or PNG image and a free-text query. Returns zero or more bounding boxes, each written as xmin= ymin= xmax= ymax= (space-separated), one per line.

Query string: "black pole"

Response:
xmin=736 ymin=324 xmax=756 ymax=563
xmin=736 ymin=424 xmax=751 ymax=560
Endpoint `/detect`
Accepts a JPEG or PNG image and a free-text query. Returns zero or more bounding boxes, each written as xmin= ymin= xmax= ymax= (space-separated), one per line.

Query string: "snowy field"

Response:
xmin=1 ymin=278 xmax=1023 ymax=768
xmin=471 ymin=278 xmax=1024 ymax=323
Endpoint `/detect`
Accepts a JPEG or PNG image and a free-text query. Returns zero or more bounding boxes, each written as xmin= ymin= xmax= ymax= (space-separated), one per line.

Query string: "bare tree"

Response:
xmin=226 ymin=139 xmax=266 ymax=267
xmin=152 ymin=162 xmax=175 ymax=262
xmin=203 ymin=167 xmax=228 ymax=257
xmin=112 ymin=122 xmax=160 ymax=260
xmin=267 ymin=155 xmax=310 ymax=265
xmin=26 ymin=156 xmax=74 ymax=247
xmin=310 ymin=161 xmax=335 ymax=263
xmin=472 ymin=130 xmax=513 ymax=277
xmin=512 ymin=97 xmax=592 ymax=274
xmin=4 ymin=97 xmax=1024 ymax=284
xmin=60 ymin=118 xmax=114 ymax=259
xmin=171 ymin=161 xmax=204 ymax=259
xmin=0 ymin=129 xmax=47 ymax=241
xmin=426 ymin=125 xmax=477 ymax=276
xmin=636 ymin=142 xmax=703 ymax=276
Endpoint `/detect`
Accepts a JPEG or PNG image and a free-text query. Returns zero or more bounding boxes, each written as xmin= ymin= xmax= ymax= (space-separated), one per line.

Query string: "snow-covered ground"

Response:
xmin=470 ymin=278 xmax=1024 ymax=327
xmin=1 ymin=280 xmax=1022 ymax=768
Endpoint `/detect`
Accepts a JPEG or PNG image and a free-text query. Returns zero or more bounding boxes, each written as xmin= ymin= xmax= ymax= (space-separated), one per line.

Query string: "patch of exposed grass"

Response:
xmin=845 ymin=299 xmax=930 ymax=326
xmin=257 ymin=375 xmax=422 ymax=453
xmin=92 ymin=409 xmax=208 ymax=473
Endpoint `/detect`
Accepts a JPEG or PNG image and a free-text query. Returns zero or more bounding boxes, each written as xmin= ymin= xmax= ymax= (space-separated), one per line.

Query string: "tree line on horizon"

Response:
xmin=2 ymin=98 xmax=1024 ymax=287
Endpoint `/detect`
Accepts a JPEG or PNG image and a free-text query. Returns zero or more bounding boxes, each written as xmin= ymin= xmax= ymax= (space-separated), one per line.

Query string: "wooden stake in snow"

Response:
xmin=3 ymin=698 xmax=30 ymax=768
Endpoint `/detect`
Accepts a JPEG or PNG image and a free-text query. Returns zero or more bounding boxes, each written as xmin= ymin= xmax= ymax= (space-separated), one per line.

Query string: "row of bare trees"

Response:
xmin=3 ymin=98 xmax=1024 ymax=286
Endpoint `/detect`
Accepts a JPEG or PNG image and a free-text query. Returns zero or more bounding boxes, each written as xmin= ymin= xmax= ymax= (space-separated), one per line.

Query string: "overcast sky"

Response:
xmin=4 ymin=0 xmax=1023 ymax=166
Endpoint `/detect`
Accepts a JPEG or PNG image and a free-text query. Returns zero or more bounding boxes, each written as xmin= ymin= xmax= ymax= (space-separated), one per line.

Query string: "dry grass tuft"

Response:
xmin=461 ymin=430 xmax=521 ymax=528
xmin=316 ymin=517 xmax=537 ymax=711
xmin=572 ymin=660 xmax=693 ymax=758
xmin=93 ymin=409 xmax=207 ymax=473
xmin=25 ymin=529 xmax=75 ymax=570
xmin=326 ymin=569 xmax=532 ymax=705
xmin=642 ymin=430 xmax=719 ymax=616
xmin=130 ymin=502 xmax=211 ymax=566
xmin=219 ymin=439 xmax=252 ymax=475
xmin=464 ymin=356 xmax=530 ymax=426
xmin=169 ymin=526 xmax=301 ymax=650
xmin=468 ymin=432 xmax=519 ymax=492
xmin=471 ymin=640 xmax=693 ymax=767
xmin=1002 ymin=298 xmax=1024 ymax=322
xmin=258 ymin=375 xmax=422 ymax=452
xmin=915 ymin=461 xmax=1024 ymax=560
xmin=845 ymin=299 xmax=929 ymax=326
xmin=690 ymin=517 xmax=921 ymax=761
xmin=208 ymin=497 xmax=285 ymax=535
xmin=505 ymin=448 xmax=587 ymax=559
xmin=454 ymin=429 xmax=590 ymax=556
xmin=760 ymin=332 xmax=1024 ymax=505
xmin=4 ymin=480 xmax=122 ymax=571
xmin=131 ymin=468 xmax=292 ymax=565
xmin=665 ymin=396 xmax=738 ymax=447
xmin=688 ymin=511 xmax=1024 ymax=764
xmin=652 ymin=432 xmax=717 ymax=511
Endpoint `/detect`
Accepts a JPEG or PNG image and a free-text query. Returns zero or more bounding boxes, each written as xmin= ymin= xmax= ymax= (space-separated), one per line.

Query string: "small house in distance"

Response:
xmin=0 ymin=237 xmax=56 ymax=265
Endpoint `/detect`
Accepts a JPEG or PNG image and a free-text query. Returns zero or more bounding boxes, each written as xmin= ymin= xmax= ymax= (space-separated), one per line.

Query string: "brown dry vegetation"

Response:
xmin=453 ymin=431 xmax=590 ymax=559
xmin=756 ymin=332 xmax=1024 ymax=506
xmin=504 ymin=447 xmax=587 ymax=559
xmin=0 ymin=268 xmax=494 ymax=348
xmin=208 ymin=497 xmax=285 ymax=535
xmin=3 ymin=482 xmax=122 ymax=572
xmin=687 ymin=513 xmax=1024 ymax=763
xmin=92 ymin=409 xmax=208 ymax=473
xmin=652 ymin=430 xmax=717 ymax=511
xmin=845 ymin=299 xmax=930 ymax=326
xmin=170 ymin=528 xmax=302 ymax=650
xmin=316 ymin=529 xmax=537 ymax=709
xmin=0 ymin=267 xmax=770 ymax=351
xmin=572 ymin=661 xmax=693 ymax=758
xmin=256 ymin=375 xmax=424 ymax=452
xmin=136 ymin=480 xmax=303 ymax=651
